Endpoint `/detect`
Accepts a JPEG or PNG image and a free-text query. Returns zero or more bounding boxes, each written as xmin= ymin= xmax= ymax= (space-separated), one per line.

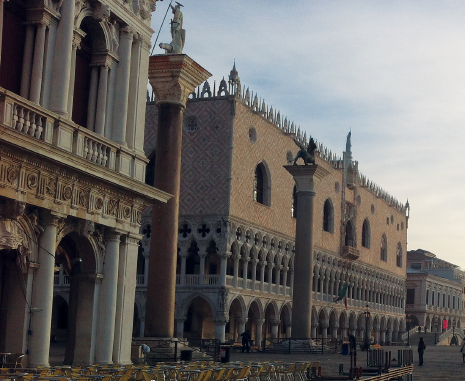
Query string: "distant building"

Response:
xmin=140 ymin=64 xmax=410 ymax=345
xmin=406 ymin=249 xmax=464 ymax=332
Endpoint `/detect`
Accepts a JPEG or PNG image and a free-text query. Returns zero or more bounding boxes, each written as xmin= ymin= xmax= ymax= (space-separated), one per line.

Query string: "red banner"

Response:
xmin=443 ymin=319 xmax=448 ymax=330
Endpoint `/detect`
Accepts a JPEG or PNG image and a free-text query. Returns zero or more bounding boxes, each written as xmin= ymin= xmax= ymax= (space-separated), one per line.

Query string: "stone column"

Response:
xmin=29 ymin=22 xmax=47 ymax=104
xmin=94 ymin=65 xmax=110 ymax=136
xmin=331 ymin=324 xmax=339 ymax=340
xmin=199 ymin=252 xmax=206 ymax=285
xmin=285 ymin=165 xmax=329 ymax=338
xmin=104 ymin=62 xmax=118 ymax=140
xmin=374 ymin=328 xmax=380 ymax=344
xmin=311 ymin=323 xmax=318 ymax=339
xmin=112 ymin=27 xmax=134 ymax=145
xmin=113 ymin=234 xmax=140 ymax=364
xmin=260 ymin=261 xmax=266 ymax=292
xmin=233 ymin=254 xmax=240 ymax=288
xmin=95 ymin=230 xmax=121 ymax=364
xmin=126 ymin=34 xmax=142 ymax=149
xmin=242 ymin=257 xmax=250 ymax=289
xmin=255 ymin=319 xmax=264 ymax=346
xmin=214 ymin=317 xmax=227 ymax=342
xmin=350 ymin=326 xmax=357 ymax=338
xmin=67 ymin=37 xmax=80 ymax=116
xmin=380 ymin=329 xmax=386 ymax=345
xmin=28 ymin=213 xmax=61 ymax=367
xmin=341 ymin=327 xmax=348 ymax=341
xmin=270 ymin=320 xmax=280 ymax=340
xmin=86 ymin=66 xmax=99 ymax=131
xmin=139 ymin=316 xmax=145 ymax=338
xmin=275 ymin=265 xmax=282 ymax=294
xmin=20 ymin=24 xmax=35 ymax=99
xmin=219 ymin=252 xmax=229 ymax=287
xmin=290 ymin=270 xmax=294 ymax=296
xmin=145 ymin=55 xmax=211 ymax=338
xmin=134 ymin=37 xmax=151 ymax=153
xmin=250 ymin=258 xmax=257 ymax=291
xmin=238 ymin=318 xmax=247 ymax=336
xmin=282 ymin=266 xmax=288 ymax=296
xmin=267 ymin=263 xmax=274 ymax=293
xmin=41 ymin=20 xmax=58 ymax=109
xmin=179 ymin=248 xmax=188 ymax=286
xmin=321 ymin=323 xmax=328 ymax=340
xmin=50 ymin=0 xmax=74 ymax=116
xmin=175 ymin=317 xmax=185 ymax=338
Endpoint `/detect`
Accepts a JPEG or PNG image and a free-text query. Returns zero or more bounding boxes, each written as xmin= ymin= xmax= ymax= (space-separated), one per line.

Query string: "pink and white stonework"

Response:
xmin=140 ymin=67 xmax=409 ymax=345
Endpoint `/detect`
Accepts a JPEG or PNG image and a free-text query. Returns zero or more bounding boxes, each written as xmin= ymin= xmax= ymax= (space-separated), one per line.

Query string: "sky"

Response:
xmin=150 ymin=1 xmax=465 ymax=268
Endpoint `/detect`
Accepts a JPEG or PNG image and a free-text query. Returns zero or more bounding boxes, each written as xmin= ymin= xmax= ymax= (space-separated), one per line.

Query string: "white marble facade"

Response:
xmin=0 ymin=0 xmax=165 ymax=367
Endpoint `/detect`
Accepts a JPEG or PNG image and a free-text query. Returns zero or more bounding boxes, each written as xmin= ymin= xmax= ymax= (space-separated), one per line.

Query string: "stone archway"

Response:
xmin=247 ymin=299 xmax=264 ymax=345
xmin=183 ymin=296 xmax=215 ymax=340
xmin=228 ymin=296 xmax=246 ymax=342
xmin=53 ymin=231 xmax=99 ymax=365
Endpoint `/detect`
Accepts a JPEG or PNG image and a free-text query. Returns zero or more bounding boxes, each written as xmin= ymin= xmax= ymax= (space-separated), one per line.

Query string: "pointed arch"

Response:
xmin=253 ymin=161 xmax=271 ymax=206
xmin=323 ymin=198 xmax=334 ymax=233
xmin=362 ymin=218 xmax=370 ymax=248
xmin=380 ymin=234 xmax=388 ymax=262
xmin=396 ymin=242 xmax=403 ymax=268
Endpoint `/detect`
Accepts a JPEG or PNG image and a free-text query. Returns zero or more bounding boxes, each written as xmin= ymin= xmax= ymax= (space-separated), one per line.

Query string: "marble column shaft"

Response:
xmin=28 ymin=214 xmax=60 ymax=367
xmin=112 ymin=29 xmax=133 ymax=145
xmin=41 ymin=21 xmax=57 ymax=109
xmin=94 ymin=65 xmax=109 ymax=136
xmin=95 ymin=231 xmax=121 ymax=364
xmin=29 ymin=22 xmax=47 ymax=104
xmin=86 ymin=66 xmax=99 ymax=131
xmin=145 ymin=55 xmax=210 ymax=338
xmin=50 ymin=0 xmax=74 ymax=116
xmin=20 ymin=24 xmax=35 ymax=99
xmin=285 ymin=165 xmax=328 ymax=338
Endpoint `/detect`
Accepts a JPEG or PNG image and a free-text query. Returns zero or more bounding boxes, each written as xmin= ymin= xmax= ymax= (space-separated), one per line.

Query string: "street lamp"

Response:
xmin=452 ymin=321 xmax=457 ymax=345
xmin=363 ymin=304 xmax=371 ymax=351
xmin=406 ymin=313 xmax=412 ymax=347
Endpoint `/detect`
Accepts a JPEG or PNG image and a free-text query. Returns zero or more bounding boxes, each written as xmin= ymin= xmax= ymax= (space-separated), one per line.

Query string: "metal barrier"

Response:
xmin=261 ymin=337 xmax=341 ymax=354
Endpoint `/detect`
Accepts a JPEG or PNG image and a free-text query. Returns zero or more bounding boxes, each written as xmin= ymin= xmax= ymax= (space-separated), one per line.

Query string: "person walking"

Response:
xmin=240 ymin=330 xmax=251 ymax=353
xmin=417 ymin=337 xmax=426 ymax=366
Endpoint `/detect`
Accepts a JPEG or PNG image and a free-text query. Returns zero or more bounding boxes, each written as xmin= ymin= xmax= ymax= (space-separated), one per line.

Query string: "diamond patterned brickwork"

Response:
xmin=230 ymin=101 xmax=299 ymax=238
xmin=145 ymin=99 xmax=233 ymax=216
xmin=145 ymin=96 xmax=407 ymax=278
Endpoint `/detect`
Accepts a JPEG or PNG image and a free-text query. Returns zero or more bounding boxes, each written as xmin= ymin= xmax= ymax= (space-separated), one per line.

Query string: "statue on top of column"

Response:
xmin=292 ymin=137 xmax=317 ymax=165
xmin=159 ymin=2 xmax=185 ymax=54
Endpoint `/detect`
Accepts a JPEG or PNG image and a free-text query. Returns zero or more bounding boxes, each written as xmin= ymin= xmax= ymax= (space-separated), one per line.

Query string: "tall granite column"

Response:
xmin=145 ymin=54 xmax=211 ymax=338
xmin=284 ymin=165 xmax=329 ymax=338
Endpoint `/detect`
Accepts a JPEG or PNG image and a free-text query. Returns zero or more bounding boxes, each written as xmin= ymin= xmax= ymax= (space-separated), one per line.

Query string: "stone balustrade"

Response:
xmin=0 ymin=88 xmax=147 ymax=182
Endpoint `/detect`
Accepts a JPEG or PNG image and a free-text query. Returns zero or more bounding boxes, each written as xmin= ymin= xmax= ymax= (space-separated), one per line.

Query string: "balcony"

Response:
xmin=0 ymin=88 xmax=147 ymax=182
xmin=341 ymin=246 xmax=360 ymax=260
xmin=177 ymin=274 xmax=292 ymax=296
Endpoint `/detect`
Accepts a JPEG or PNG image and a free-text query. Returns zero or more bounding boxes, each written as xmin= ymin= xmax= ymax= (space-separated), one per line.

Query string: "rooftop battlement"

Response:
xmin=147 ymin=66 xmax=408 ymax=216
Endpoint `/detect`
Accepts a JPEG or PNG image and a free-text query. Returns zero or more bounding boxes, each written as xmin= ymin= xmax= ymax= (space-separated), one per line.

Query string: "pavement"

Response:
xmin=231 ymin=344 xmax=465 ymax=380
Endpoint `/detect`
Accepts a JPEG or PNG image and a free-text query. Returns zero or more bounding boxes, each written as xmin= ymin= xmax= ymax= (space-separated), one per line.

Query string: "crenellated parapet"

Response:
xmin=358 ymin=172 xmax=408 ymax=215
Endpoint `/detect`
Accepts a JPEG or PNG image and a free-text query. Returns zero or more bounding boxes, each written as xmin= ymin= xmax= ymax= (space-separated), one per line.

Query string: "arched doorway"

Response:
xmin=228 ymin=297 xmax=245 ymax=342
xmin=51 ymin=232 xmax=97 ymax=365
xmin=183 ymin=296 xmax=214 ymax=340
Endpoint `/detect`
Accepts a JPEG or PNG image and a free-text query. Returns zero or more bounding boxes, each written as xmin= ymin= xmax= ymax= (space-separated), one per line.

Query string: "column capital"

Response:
xmin=284 ymin=164 xmax=330 ymax=193
xmin=120 ymin=26 xmax=136 ymax=39
xmin=148 ymin=54 xmax=211 ymax=107
xmin=213 ymin=314 xmax=229 ymax=325
xmin=105 ymin=229 xmax=121 ymax=242
xmin=255 ymin=319 xmax=265 ymax=325
xmin=270 ymin=320 xmax=281 ymax=326
xmin=40 ymin=211 xmax=65 ymax=227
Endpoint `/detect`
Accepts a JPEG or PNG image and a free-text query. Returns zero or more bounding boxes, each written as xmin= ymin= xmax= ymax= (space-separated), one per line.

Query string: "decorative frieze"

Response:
xmin=0 ymin=151 xmax=155 ymax=230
